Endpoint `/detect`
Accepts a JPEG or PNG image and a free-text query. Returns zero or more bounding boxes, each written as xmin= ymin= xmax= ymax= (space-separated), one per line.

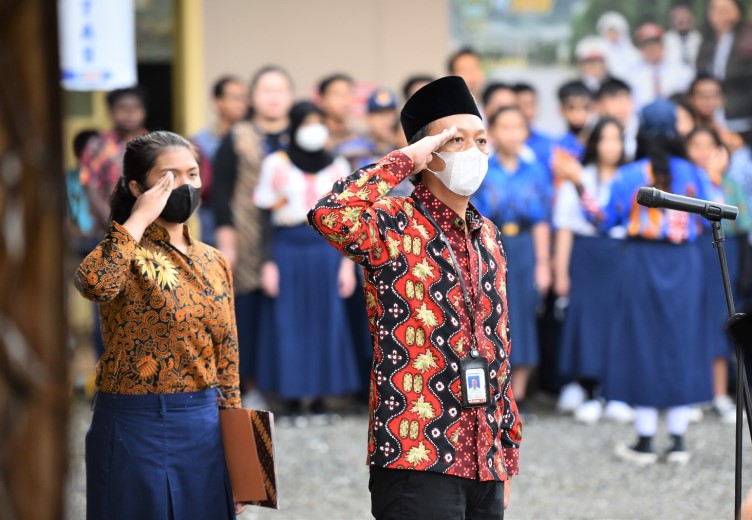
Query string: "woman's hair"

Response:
xmin=670 ymin=93 xmax=701 ymax=126
xmin=685 ymin=125 xmax=730 ymax=172
xmin=581 ymin=117 xmax=625 ymax=167
xmin=686 ymin=125 xmax=725 ymax=150
xmin=635 ymin=98 xmax=687 ymax=192
xmin=635 ymin=132 xmax=686 ymax=193
xmin=246 ymin=65 xmax=293 ymax=119
xmin=251 ymin=65 xmax=293 ymax=93
xmin=109 ymin=131 xmax=195 ymax=224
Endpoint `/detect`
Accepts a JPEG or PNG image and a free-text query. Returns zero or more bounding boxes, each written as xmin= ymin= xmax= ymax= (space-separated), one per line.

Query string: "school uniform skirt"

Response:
xmin=503 ymin=230 xmax=539 ymax=366
xmin=558 ymin=235 xmax=623 ymax=381
xmin=256 ymin=224 xmax=360 ymax=398
xmin=602 ymin=240 xmax=713 ymax=408
xmin=235 ymin=289 xmax=264 ymax=381
xmin=696 ymin=234 xmax=742 ymax=358
xmin=86 ymin=389 xmax=235 ymax=520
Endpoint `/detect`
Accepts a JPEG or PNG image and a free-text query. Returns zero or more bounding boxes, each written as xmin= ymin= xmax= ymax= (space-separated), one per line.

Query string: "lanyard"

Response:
xmin=413 ymin=199 xmax=482 ymax=343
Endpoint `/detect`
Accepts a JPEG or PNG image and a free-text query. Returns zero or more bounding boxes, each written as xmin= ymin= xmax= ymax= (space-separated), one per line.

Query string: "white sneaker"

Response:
xmin=557 ymin=383 xmax=587 ymax=414
xmin=574 ymin=399 xmax=603 ymax=425
xmin=713 ymin=395 xmax=737 ymax=424
xmin=687 ymin=404 xmax=704 ymax=423
xmin=666 ymin=448 xmax=691 ymax=465
xmin=603 ymin=401 xmax=635 ymax=423
xmin=614 ymin=443 xmax=658 ymax=466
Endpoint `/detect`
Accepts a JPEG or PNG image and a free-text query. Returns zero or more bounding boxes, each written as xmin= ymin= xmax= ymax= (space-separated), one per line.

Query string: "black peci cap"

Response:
xmin=400 ymin=76 xmax=482 ymax=142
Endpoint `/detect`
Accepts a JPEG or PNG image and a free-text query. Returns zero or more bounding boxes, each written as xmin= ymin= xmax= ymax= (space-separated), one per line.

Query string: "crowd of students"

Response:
xmin=66 ymin=0 xmax=752 ymax=465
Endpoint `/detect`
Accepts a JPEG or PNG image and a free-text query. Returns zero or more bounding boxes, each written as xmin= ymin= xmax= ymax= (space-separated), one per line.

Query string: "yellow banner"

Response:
xmin=510 ymin=0 xmax=553 ymax=13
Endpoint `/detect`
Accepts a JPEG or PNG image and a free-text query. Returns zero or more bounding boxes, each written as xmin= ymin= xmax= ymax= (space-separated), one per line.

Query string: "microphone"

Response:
xmin=636 ymin=187 xmax=738 ymax=221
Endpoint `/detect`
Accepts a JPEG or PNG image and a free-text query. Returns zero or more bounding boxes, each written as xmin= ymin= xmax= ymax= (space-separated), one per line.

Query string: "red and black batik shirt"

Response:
xmin=308 ymin=151 xmax=521 ymax=481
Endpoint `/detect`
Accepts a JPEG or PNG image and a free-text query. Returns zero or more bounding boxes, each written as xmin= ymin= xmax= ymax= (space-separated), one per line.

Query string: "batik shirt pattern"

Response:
xmin=308 ymin=151 xmax=521 ymax=481
xmin=75 ymin=222 xmax=241 ymax=408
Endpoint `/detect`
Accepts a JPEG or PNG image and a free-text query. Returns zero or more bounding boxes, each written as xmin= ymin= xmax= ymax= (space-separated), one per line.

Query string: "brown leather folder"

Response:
xmin=219 ymin=408 xmax=278 ymax=508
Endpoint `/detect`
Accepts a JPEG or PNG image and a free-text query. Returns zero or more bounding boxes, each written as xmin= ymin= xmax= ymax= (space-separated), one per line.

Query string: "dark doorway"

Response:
xmin=137 ymin=62 xmax=173 ymax=132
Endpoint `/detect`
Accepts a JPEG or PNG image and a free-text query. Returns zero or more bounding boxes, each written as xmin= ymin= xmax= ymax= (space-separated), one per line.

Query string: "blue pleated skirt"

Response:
xmin=86 ymin=389 xmax=235 ymax=520
xmin=602 ymin=240 xmax=713 ymax=408
xmin=558 ymin=235 xmax=623 ymax=381
xmin=696 ymin=234 xmax=742 ymax=358
xmin=504 ymin=231 xmax=540 ymax=367
xmin=235 ymin=289 xmax=264 ymax=381
xmin=256 ymin=224 xmax=360 ymax=398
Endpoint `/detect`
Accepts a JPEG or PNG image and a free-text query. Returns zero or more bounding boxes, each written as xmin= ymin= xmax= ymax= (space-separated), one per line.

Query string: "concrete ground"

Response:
xmin=65 ymin=396 xmax=751 ymax=520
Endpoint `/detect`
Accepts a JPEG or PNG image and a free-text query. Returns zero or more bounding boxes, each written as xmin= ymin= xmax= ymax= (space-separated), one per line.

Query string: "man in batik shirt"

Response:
xmin=309 ymin=76 xmax=521 ymax=519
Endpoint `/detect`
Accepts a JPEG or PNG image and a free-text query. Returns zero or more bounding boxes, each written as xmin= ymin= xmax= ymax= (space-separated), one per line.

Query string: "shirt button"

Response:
xmin=389 ymin=156 xmax=396 ymax=162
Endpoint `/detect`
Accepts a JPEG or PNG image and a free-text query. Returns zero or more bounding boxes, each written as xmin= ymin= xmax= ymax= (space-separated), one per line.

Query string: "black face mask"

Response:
xmin=154 ymin=184 xmax=200 ymax=223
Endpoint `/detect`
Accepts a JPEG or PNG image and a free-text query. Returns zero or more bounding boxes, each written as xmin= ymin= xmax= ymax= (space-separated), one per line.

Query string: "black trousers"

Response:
xmin=369 ymin=467 xmax=504 ymax=520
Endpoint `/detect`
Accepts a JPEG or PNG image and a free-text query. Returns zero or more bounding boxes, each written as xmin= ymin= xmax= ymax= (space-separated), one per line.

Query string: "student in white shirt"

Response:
xmin=553 ymin=117 xmax=627 ymax=424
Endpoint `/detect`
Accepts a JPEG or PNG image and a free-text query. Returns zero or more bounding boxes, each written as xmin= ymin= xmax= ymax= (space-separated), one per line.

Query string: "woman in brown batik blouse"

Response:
xmin=76 ymin=130 xmax=245 ymax=520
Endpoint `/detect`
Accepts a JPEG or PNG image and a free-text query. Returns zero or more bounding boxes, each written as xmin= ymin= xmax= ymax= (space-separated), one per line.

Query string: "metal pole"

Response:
xmin=710 ymin=221 xmax=751 ymax=519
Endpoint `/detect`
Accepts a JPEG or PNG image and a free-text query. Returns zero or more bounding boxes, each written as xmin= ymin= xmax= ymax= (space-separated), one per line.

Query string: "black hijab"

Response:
xmin=287 ymin=101 xmax=335 ymax=173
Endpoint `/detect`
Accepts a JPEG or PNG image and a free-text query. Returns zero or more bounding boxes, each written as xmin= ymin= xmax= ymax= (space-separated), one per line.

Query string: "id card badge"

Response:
xmin=460 ymin=349 xmax=492 ymax=408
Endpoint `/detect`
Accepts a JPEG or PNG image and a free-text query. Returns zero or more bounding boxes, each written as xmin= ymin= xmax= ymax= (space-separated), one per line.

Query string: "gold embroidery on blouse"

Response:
xmin=135 ymin=247 xmax=179 ymax=290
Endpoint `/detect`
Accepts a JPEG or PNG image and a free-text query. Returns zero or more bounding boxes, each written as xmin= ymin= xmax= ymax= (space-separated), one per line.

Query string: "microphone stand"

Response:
xmin=709 ymin=219 xmax=752 ymax=519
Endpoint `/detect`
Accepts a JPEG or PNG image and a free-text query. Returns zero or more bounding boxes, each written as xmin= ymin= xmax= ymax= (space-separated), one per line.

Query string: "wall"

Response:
xmin=199 ymin=0 xmax=450 ymax=134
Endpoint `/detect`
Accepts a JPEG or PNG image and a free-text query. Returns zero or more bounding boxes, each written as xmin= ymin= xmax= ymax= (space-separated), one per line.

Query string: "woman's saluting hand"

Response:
xmin=123 ymin=172 xmax=174 ymax=242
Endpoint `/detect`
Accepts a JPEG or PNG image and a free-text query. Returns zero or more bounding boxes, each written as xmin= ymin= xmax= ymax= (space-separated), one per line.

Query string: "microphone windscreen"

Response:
xmin=636 ymin=187 xmax=658 ymax=208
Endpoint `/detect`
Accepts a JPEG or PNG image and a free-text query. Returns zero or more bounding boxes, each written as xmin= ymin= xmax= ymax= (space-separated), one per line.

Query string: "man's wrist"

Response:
xmin=377 ymin=150 xmax=415 ymax=181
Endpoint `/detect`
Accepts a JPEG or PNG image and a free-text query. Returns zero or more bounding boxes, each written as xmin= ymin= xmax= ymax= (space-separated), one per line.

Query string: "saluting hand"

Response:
xmin=123 ymin=172 xmax=174 ymax=242
xmin=399 ymin=126 xmax=458 ymax=174
xmin=707 ymin=146 xmax=729 ymax=183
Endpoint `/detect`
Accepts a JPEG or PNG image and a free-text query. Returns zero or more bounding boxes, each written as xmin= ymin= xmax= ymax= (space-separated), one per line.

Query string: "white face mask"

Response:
xmin=427 ymin=146 xmax=489 ymax=196
xmin=295 ymin=123 xmax=329 ymax=152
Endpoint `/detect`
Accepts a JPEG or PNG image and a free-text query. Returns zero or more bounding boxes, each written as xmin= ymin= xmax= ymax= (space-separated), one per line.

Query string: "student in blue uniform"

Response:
xmin=554 ymin=80 xmax=593 ymax=161
xmin=513 ymin=82 xmax=554 ymax=169
xmin=596 ymin=79 xmax=639 ymax=161
xmin=552 ymin=117 xmax=626 ymax=424
xmin=356 ymin=88 xmax=399 ymax=167
xmin=686 ymin=125 xmax=752 ymax=423
xmin=356 ymin=88 xmax=413 ymax=196
xmin=472 ymin=105 xmax=552 ymax=414
xmin=595 ymin=99 xmax=712 ymax=464
xmin=551 ymin=81 xmax=595 ymax=198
